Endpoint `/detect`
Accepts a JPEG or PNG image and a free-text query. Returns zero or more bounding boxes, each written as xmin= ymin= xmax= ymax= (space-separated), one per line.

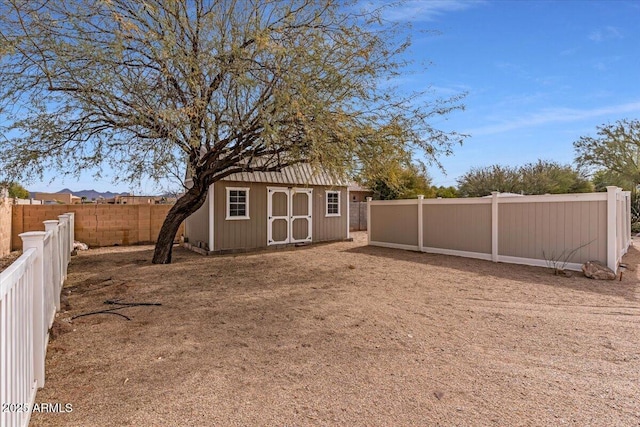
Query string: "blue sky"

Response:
xmin=397 ymin=0 xmax=640 ymax=187
xmin=25 ymin=0 xmax=640 ymax=193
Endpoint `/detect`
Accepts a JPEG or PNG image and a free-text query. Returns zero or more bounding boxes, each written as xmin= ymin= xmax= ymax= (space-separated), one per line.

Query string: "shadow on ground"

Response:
xmin=345 ymin=243 xmax=640 ymax=303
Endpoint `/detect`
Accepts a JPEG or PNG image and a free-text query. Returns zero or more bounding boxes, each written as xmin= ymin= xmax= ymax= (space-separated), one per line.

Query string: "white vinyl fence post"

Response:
xmin=58 ymin=214 xmax=70 ymax=281
xmin=366 ymin=197 xmax=372 ymax=243
xmin=19 ymin=231 xmax=47 ymax=388
xmin=346 ymin=186 xmax=350 ymax=240
xmin=627 ymin=191 xmax=632 ymax=246
xmin=491 ymin=191 xmax=499 ymax=262
xmin=417 ymin=195 xmax=424 ymax=252
xmin=606 ymin=186 xmax=618 ymax=272
xmin=43 ymin=220 xmax=61 ymax=311
xmin=207 ymin=185 xmax=214 ymax=253
xmin=65 ymin=212 xmax=75 ymax=252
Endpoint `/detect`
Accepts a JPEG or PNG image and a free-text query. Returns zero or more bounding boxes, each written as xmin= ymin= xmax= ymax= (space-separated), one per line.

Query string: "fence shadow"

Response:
xmin=344 ymin=243 xmax=640 ymax=303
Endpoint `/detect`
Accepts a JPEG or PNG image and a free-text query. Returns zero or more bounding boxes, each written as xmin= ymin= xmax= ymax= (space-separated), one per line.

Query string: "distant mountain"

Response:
xmin=58 ymin=188 xmax=129 ymax=200
xmin=29 ymin=189 xmax=130 ymax=200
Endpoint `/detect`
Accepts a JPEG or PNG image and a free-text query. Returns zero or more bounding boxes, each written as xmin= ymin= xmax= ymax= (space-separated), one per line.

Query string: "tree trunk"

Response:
xmin=152 ymin=182 xmax=209 ymax=264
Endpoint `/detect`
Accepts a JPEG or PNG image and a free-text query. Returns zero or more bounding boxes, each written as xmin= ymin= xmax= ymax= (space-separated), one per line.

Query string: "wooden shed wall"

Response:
xmin=213 ymin=181 xmax=267 ymax=251
xmin=185 ymin=194 xmax=210 ymax=249
xmin=312 ymin=189 xmax=348 ymax=243
xmin=210 ymin=181 xmax=347 ymax=252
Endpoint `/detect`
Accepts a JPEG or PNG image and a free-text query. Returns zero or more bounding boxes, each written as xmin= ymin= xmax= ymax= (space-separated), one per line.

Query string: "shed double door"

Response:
xmin=267 ymin=187 xmax=313 ymax=246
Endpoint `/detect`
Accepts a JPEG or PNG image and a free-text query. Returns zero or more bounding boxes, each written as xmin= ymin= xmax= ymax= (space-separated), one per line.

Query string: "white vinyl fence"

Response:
xmin=13 ymin=198 xmax=43 ymax=205
xmin=368 ymin=186 xmax=631 ymax=273
xmin=0 ymin=213 xmax=74 ymax=427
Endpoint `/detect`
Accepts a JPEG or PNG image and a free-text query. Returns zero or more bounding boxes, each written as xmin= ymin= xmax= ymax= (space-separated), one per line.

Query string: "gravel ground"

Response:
xmin=0 ymin=250 xmax=22 ymax=273
xmin=30 ymin=232 xmax=640 ymax=426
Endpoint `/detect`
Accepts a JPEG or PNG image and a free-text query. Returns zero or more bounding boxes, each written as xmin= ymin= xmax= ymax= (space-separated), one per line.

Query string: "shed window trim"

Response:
xmin=226 ymin=187 xmax=250 ymax=220
xmin=325 ymin=190 xmax=341 ymax=217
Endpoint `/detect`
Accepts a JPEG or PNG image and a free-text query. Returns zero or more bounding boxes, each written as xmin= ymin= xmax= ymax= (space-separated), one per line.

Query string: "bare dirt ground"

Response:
xmin=0 ymin=250 xmax=21 ymax=272
xmin=30 ymin=232 xmax=640 ymax=426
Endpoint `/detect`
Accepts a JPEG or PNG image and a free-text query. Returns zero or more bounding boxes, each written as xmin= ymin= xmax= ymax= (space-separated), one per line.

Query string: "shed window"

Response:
xmin=226 ymin=187 xmax=250 ymax=220
xmin=326 ymin=191 xmax=340 ymax=217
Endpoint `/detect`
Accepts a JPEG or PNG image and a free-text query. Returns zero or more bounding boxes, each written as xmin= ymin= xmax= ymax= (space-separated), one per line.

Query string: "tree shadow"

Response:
xmin=344 ymin=243 xmax=640 ymax=303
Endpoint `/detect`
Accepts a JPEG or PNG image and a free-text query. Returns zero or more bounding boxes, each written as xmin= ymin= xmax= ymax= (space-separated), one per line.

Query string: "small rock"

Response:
xmin=582 ymin=261 xmax=616 ymax=280
xmin=434 ymin=391 xmax=444 ymax=400
xmin=73 ymin=241 xmax=89 ymax=251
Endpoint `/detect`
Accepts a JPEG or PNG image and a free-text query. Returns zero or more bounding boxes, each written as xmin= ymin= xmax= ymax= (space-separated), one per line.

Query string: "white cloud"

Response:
xmin=589 ymin=26 xmax=623 ymax=42
xmin=593 ymin=61 xmax=607 ymax=71
xmin=591 ymin=55 xmax=623 ymax=72
xmin=465 ymin=101 xmax=640 ymax=136
xmin=362 ymin=0 xmax=485 ymax=22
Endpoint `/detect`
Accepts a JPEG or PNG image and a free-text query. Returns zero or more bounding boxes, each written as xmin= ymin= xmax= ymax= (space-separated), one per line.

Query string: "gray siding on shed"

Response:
xmin=208 ymin=181 xmax=347 ymax=252
xmin=214 ymin=181 xmax=267 ymax=251
xmin=312 ymin=189 xmax=348 ymax=242
xmin=185 ymin=194 xmax=209 ymax=249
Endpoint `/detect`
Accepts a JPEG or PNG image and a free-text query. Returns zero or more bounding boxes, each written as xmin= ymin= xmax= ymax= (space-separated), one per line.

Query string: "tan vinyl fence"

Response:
xmin=368 ymin=186 xmax=632 ymax=273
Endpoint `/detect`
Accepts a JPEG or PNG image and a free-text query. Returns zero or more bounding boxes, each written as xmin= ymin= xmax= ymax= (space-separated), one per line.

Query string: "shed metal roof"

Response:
xmin=221 ymin=163 xmax=348 ymax=187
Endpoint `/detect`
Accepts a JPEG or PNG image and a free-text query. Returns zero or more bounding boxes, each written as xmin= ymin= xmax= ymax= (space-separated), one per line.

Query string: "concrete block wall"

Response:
xmin=11 ymin=204 xmax=184 ymax=250
xmin=0 ymin=198 xmax=12 ymax=257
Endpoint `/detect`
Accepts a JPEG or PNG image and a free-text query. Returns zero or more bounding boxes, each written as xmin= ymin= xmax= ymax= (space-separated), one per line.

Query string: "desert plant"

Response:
xmin=543 ymin=240 xmax=595 ymax=276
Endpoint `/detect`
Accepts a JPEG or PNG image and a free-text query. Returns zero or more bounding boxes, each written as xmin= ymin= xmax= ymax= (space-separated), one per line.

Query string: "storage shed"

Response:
xmin=184 ymin=164 xmax=350 ymax=253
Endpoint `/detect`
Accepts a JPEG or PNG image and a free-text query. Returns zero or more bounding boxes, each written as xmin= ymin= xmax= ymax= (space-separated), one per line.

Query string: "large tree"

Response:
xmin=0 ymin=181 xmax=29 ymax=199
xmin=433 ymin=185 xmax=458 ymax=198
xmin=0 ymin=0 xmax=464 ymax=263
xmin=575 ymin=119 xmax=640 ymax=224
xmin=574 ymin=118 xmax=640 ymax=187
xmin=365 ymin=162 xmax=436 ymax=200
xmin=457 ymin=164 xmax=521 ymax=197
xmin=519 ymin=160 xmax=593 ymax=194
xmin=354 ymin=136 xmax=436 ymax=200
xmin=457 ymin=160 xmax=593 ymax=197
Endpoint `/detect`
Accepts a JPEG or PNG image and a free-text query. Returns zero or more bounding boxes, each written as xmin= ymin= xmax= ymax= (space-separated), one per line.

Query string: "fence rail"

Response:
xmin=368 ymin=187 xmax=631 ymax=273
xmin=0 ymin=213 xmax=74 ymax=427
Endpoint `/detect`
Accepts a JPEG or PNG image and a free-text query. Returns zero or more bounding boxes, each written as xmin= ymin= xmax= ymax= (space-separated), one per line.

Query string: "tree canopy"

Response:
xmin=364 ymin=162 xmax=435 ymax=200
xmin=457 ymin=165 xmax=521 ymax=197
xmin=0 ymin=0 xmax=465 ymax=263
xmin=433 ymin=185 xmax=458 ymax=198
xmin=457 ymin=160 xmax=593 ymax=197
xmin=574 ymin=118 xmax=640 ymax=189
xmin=0 ymin=181 xmax=29 ymax=199
xmin=591 ymin=169 xmax=634 ymax=192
